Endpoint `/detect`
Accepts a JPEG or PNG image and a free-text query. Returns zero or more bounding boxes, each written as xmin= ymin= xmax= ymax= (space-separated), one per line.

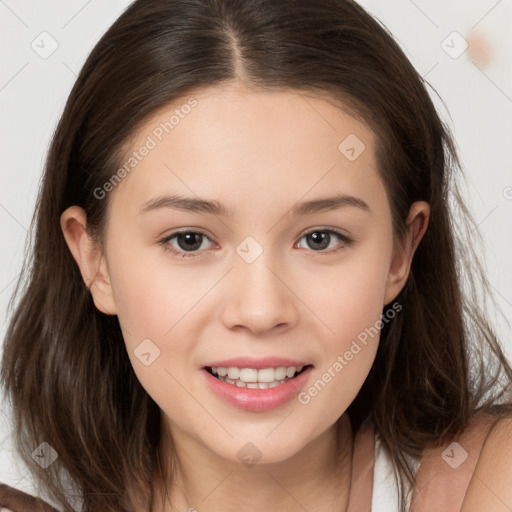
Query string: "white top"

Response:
xmin=372 ymin=432 xmax=419 ymax=512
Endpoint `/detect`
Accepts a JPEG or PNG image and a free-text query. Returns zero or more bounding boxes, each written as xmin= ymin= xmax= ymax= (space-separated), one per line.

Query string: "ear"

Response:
xmin=60 ymin=206 xmax=117 ymax=315
xmin=383 ymin=201 xmax=430 ymax=306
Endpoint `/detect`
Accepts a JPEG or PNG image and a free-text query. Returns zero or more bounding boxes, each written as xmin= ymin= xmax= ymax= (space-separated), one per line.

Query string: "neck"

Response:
xmin=152 ymin=413 xmax=354 ymax=512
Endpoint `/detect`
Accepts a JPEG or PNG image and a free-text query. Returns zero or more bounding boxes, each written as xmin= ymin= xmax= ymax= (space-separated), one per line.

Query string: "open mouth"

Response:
xmin=205 ymin=364 xmax=313 ymax=389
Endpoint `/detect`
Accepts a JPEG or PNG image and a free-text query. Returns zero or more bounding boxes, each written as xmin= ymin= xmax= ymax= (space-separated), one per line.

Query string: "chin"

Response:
xmin=203 ymin=430 xmax=314 ymax=468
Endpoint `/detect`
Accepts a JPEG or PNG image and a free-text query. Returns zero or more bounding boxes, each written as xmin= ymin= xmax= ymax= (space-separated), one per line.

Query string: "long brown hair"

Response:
xmin=2 ymin=1 xmax=512 ymax=511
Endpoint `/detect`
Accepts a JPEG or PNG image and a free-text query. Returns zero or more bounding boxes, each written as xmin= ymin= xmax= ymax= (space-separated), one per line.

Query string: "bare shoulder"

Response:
xmin=461 ymin=415 xmax=512 ymax=511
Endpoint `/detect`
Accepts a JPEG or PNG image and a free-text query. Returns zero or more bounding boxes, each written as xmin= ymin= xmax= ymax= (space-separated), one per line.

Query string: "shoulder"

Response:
xmin=461 ymin=414 xmax=512 ymax=511
xmin=411 ymin=412 xmax=508 ymax=512
xmin=0 ymin=483 xmax=59 ymax=512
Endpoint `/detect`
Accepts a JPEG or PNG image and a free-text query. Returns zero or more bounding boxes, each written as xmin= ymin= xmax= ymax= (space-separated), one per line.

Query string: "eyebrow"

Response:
xmin=138 ymin=193 xmax=370 ymax=217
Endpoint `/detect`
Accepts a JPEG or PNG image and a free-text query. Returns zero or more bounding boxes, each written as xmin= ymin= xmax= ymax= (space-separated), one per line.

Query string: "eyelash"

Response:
xmin=158 ymin=228 xmax=352 ymax=259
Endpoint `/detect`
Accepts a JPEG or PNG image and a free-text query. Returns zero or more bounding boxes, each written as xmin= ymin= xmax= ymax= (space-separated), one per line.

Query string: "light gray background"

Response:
xmin=1 ymin=0 xmax=511 ymax=498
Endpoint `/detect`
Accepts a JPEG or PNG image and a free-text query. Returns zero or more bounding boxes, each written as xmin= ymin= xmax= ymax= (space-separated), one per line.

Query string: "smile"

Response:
xmin=206 ymin=365 xmax=310 ymax=389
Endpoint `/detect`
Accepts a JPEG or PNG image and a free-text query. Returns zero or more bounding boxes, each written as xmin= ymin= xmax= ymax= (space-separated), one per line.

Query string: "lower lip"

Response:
xmin=202 ymin=366 xmax=313 ymax=412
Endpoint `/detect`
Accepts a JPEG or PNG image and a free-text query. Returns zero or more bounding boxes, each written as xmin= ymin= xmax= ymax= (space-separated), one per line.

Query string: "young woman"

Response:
xmin=1 ymin=1 xmax=512 ymax=511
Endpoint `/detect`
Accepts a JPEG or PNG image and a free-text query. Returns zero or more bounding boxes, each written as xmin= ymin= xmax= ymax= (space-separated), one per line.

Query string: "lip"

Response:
xmin=202 ymin=356 xmax=310 ymax=370
xmin=202 ymin=365 xmax=314 ymax=412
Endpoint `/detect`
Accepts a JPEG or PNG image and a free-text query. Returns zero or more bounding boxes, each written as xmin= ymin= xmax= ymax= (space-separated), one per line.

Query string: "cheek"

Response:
xmin=106 ymin=257 xmax=200 ymax=409
xmin=299 ymin=245 xmax=391 ymax=344
xmin=107 ymin=239 xmax=211 ymax=344
xmin=297 ymin=240 xmax=390 ymax=408
xmin=105 ymin=239 xmax=221 ymax=396
xmin=297 ymin=267 xmax=385 ymax=429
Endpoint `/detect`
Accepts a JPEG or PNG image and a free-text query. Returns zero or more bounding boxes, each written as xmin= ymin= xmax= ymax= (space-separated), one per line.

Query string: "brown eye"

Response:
xmin=296 ymin=229 xmax=351 ymax=253
xmin=160 ymin=230 xmax=214 ymax=258
xmin=174 ymin=232 xmax=204 ymax=251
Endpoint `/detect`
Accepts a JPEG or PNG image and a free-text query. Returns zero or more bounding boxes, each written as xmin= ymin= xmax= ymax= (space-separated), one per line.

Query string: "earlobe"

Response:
xmin=383 ymin=201 xmax=430 ymax=305
xmin=60 ymin=206 xmax=117 ymax=315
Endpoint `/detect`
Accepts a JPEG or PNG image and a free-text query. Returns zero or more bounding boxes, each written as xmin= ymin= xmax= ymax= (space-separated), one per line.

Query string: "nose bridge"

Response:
xmin=221 ymin=238 xmax=298 ymax=333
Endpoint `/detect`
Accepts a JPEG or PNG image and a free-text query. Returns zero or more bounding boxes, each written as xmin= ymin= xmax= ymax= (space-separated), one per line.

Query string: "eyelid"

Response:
xmin=158 ymin=226 xmax=352 ymax=258
xmin=158 ymin=229 xmax=217 ymax=258
xmin=295 ymin=227 xmax=352 ymax=253
xmin=297 ymin=225 xmax=351 ymax=241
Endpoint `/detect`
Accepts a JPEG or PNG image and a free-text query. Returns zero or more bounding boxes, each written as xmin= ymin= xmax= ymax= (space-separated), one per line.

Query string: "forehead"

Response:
xmin=108 ymin=83 xmax=386 ymax=216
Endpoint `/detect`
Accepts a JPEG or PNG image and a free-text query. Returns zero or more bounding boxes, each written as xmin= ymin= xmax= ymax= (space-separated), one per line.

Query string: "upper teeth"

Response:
xmin=211 ymin=366 xmax=303 ymax=383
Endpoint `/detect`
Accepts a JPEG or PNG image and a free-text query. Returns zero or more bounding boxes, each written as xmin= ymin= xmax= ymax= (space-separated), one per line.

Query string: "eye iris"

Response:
xmin=172 ymin=231 xmax=339 ymax=253
xmin=177 ymin=232 xmax=202 ymax=251
xmin=307 ymin=231 xmax=330 ymax=250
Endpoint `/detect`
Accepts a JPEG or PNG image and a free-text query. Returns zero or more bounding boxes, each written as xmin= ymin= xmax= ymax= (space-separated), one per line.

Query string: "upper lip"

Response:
xmin=203 ymin=356 xmax=312 ymax=369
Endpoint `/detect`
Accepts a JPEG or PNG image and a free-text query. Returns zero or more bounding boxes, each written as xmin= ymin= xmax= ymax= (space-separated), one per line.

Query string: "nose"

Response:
xmin=220 ymin=252 xmax=299 ymax=336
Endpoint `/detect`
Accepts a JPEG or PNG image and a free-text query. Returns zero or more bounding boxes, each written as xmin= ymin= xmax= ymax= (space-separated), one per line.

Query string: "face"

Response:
xmin=66 ymin=83 xmax=423 ymax=466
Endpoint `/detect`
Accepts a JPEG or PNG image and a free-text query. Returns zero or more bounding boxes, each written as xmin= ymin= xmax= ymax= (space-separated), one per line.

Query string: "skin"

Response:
xmin=461 ymin=417 xmax=512 ymax=511
xmin=61 ymin=82 xmax=429 ymax=512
